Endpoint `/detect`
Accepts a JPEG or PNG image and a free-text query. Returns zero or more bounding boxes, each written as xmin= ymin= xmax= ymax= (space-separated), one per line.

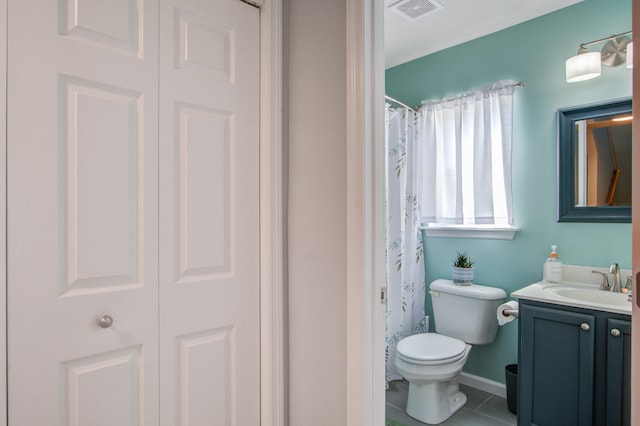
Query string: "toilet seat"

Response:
xmin=397 ymin=333 xmax=467 ymax=365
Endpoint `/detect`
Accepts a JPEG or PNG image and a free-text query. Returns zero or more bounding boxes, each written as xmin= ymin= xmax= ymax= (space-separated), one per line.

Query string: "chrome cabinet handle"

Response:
xmin=580 ymin=323 xmax=590 ymax=331
xmin=611 ymin=328 xmax=621 ymax=337
xmin=98 ymin=315 xmax=113 ymax=328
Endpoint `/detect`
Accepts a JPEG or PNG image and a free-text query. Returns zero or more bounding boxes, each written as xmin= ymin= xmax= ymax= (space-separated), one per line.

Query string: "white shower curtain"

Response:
xmin=385 ymin=106 xmax=427 ymax=386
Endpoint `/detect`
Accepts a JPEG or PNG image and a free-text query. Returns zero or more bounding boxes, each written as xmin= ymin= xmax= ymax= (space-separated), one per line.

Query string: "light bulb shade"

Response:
xmin=627 ymin=42 xmax=633 ymax=68
xmin=566 ymin=52 xmax=602 ymax=82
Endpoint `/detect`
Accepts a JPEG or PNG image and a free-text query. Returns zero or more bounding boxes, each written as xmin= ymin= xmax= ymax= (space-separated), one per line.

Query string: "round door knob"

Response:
xmin=580 ymin=323 xmax=590 ymax=331
xmin=98 ymin=315 xmax=113 ymax=328
xmin=611 ymin=328 xmax=621 ymax=337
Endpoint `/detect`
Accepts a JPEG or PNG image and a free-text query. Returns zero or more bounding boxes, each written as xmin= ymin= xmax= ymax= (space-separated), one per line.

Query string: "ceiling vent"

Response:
xmin=387 ymin=0 xmax=443 ymax=21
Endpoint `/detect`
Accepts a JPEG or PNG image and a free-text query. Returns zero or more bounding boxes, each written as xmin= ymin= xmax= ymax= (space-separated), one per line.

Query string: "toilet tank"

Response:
xmin=430 ymin=279 xmax=506 ymax=345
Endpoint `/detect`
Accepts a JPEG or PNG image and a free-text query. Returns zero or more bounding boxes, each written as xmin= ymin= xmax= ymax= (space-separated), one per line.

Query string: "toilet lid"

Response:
xmin=397 ymin=333 xmax=466 ymax=363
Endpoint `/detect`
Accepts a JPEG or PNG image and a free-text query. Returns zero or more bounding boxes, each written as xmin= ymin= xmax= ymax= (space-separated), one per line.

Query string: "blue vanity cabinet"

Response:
xmin=518 ymin=302 xmax=595 ymax=426
xmin=606 ymin=318 xmax=631 ymax=426
xmin=518 ymin=300 xmax=631 ymax=426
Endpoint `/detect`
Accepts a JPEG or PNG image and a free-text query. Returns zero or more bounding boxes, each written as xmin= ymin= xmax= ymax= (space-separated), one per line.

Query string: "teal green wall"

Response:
xmin=386 ymin=0 xmax=632 ymax=384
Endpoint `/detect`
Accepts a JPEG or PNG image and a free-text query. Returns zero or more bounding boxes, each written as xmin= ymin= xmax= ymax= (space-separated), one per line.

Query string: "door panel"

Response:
xmin=7 ymin=0 xmax=260 ymax=424
xmin=159 ymin=0 xmax=260 ymax=425
xmin=61 ymin=76 xmax=145 ymax=295
xmin=174 ymin=103 xmax=234 ymax=281
xmin=176 ymin=327 xmax=235 ymax=424
xmin=59 ymin=0 xmax=143 ymax=57
xmin=64 ymin=346 xmax=144 ymax=426
xmin=7 ymin=0 xmax=159 ymax=424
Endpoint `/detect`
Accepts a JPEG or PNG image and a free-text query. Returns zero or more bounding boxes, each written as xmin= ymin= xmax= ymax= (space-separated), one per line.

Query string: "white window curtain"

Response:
xmin=385 ymin=106 xmax=426 ymax=386
xmin=419 ymin=80 xmax=516 ymax=225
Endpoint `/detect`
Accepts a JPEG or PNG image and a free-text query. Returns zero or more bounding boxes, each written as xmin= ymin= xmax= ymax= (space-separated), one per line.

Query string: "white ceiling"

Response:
xmin=385 ymin=0 xmax=583 ymax=68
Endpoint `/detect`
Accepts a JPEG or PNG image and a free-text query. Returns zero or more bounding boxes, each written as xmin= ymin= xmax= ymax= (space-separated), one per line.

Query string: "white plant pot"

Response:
xmin=451 ymin=266 xmax=474 ymax=285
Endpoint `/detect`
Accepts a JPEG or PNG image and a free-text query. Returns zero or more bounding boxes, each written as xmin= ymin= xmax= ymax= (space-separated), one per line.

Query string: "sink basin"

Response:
xmin=546 ymin=287 xmax=631 ymax=307
xmin=511 ymin=266 xmax=633 ymax=315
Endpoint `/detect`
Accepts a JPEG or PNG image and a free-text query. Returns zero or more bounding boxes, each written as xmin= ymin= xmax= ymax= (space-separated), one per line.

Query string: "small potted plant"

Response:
xmin=452 ymin=250 xmax=474 ymax=285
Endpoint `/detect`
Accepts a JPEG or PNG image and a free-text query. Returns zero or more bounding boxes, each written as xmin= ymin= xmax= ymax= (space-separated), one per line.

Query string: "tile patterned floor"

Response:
xmin=386 ymin=380 xmax=517 ymax=426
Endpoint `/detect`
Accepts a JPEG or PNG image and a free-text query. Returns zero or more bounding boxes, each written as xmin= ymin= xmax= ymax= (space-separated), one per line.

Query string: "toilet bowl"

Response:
xmin=395 ymin=333 xmax=472 ymax=424
xmin=394 ymin=279 xmax=506 ymax=425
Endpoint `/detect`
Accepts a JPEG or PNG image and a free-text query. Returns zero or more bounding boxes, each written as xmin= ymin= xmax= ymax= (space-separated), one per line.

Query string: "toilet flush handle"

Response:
xmin=429 ymin=290 xmax=440 ymax=297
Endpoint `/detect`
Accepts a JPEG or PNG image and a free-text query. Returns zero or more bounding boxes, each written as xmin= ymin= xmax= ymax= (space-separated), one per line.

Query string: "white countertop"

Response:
xmin=512 ymin=281 xmax=631 ymax=315
xmin=511 ymin=264 xmax=632 ymax=316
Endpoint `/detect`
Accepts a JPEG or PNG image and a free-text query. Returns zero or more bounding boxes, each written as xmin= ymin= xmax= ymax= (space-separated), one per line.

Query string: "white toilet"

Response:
xmin=395 ymin=279 xmax=506 ymax=425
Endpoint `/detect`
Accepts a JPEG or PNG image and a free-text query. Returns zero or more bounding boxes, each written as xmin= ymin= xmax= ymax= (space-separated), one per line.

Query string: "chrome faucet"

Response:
xmin=609 ymin=263 xmax=621 ymax=293
xmin=592 ymin=270 xmax=610 ymax=291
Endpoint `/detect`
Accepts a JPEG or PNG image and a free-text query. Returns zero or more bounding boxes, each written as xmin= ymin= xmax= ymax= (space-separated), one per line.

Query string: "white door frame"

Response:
xmin=346 ymin=0 xmax=386 ymax=425
xmin=258 ymin=0 xmax=286 ymax=425
xmin=0 ymin=0 xmax=6 ymax=423
xmin=0 ymin=0 xmax=285 ymax=424
xmin=348 ymin=2 xmax=640 ymax=426
xmin=630 ymin=1 xmax=639 ymax=424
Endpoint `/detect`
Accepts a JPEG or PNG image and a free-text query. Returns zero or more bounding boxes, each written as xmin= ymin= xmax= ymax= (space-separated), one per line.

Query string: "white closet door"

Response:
xmin=158 ymin=0 xmax=260 ymax=424
xmin=7 ymin=1 xmax=160 ymax=424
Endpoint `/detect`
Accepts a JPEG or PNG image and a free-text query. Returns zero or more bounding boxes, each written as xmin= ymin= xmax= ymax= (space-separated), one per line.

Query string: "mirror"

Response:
xmin=558 ymin=98 xmax=632 ymax=223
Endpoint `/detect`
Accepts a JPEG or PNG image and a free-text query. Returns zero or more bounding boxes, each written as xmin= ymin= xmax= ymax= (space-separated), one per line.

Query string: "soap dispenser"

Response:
xmin=543 ymin=245 xmax=563 ymax=283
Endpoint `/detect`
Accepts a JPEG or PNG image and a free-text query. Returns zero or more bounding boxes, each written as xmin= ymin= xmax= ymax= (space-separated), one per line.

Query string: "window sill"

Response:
xmin=420 ymin=224 xmax=520 ymax=240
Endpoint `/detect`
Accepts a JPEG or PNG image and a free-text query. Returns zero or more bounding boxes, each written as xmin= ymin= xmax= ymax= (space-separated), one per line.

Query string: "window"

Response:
xmin=418 ymin=81 xmax=519 ymax=239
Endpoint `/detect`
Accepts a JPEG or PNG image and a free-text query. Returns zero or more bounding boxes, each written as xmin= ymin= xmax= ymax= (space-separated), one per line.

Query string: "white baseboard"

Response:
xmin=459 ymin=372 xmax=507 ymax=399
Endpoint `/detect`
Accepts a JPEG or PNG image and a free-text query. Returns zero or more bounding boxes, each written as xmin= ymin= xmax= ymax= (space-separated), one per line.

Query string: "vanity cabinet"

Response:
xmin=518 ymin=300 xmax=631 ymax=426
xmin=606 ymin=318 xmax=631 ymax=426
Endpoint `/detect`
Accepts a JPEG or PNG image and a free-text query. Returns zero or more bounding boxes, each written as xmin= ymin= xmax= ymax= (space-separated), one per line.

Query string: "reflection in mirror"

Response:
xmin=574 ymin=113 xmax=632 ymax=207
xmin=558 ymin=98 xmax=632 ymax=222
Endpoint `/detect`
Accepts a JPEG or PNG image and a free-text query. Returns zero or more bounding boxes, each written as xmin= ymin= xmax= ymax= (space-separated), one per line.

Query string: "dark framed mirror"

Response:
xmin=558 ymin=98 xmax=632 ymax=223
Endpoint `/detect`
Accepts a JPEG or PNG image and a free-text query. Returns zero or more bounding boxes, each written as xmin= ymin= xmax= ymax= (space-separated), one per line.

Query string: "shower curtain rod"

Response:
xmin=384 ymin=95 xmax=418 ymax=113
xmin=385 ymin=80 xmax=525 ymax=114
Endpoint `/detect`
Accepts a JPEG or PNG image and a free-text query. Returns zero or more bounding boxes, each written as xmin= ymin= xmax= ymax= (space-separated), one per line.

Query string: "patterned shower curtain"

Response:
xmin=385 ymin=105 xmax=427 ymax=386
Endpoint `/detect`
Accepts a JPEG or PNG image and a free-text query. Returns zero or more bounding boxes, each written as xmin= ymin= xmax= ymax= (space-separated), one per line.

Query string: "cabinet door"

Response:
xmin=519 ymin=304 xmax=595 ymax=426
xmin=606 ymin=318 xmax=631 ymax=426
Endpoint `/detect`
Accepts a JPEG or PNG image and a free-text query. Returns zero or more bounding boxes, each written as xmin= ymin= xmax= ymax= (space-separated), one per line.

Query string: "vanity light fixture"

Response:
xmin=566 ymin=31 xmax=632 ymax=83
